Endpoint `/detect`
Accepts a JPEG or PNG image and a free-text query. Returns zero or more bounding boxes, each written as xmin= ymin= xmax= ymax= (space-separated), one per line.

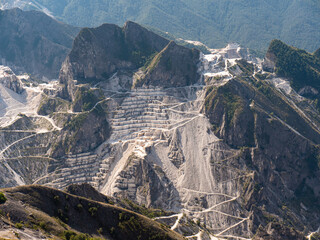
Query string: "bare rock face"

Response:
xmin=59 ymin=21 xmax=200 ymax=100
xmin=262 ymin=57 xmax=276 ymax=72
xmin=253 ymin=222 xmax=306 ymax=240
xmin=262 ymin=50 xmax=276 ymax=72
xmin=168 ymin=130 xmax=186 ymax=168
xmin=204 ymin=75 xmax=320 ymax=234
xmin=0 ymin=8 xmax=79 ymax=79
xmin=122 ymin=21 xmax=170 ymax=57
xmin=59 ymin=21 xmax=170 ymax=99
xmin=0 ymin=66 xmax=23 ymax=93
xmin=60 ymin=23 xmax=130 ymax=84
xmin=298 ymin=86 xmax=319 ymax=98
xmin=204 ymin=79 xmax=256 ymax=148
xmin=50 ymin=105 xmax=111 ymax=158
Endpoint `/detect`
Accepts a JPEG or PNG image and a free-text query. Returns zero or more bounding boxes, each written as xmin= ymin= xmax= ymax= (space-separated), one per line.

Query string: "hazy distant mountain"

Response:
xmin=0 ymin=8 xmax=79 ymax=79
xmin=1 ymin=0 xmax=320 ymax=52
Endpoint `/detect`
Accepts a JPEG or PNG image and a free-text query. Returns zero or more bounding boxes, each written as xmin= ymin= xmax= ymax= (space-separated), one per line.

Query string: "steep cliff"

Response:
xmin=59 ymin=21 xmax=169 ymax=98
xmin=204 ymin=72 xmax=320 ymax=235
xmin=0 ymin=66 xmax=23 ymax=93
xmin=59 ymin=21 xmax=199 ymax=100
xmin=133 ymin=41 xmax=200 ymax=88
xmin=50 ymin=103 xmax=111 ymax=158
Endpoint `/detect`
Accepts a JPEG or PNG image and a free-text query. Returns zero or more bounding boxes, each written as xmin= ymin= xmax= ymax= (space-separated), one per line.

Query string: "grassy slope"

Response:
xmin=0 ymin=185 xmax=184 ymax=240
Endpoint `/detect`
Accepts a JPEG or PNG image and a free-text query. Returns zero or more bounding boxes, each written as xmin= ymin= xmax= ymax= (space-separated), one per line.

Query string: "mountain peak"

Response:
xmin=60 ymin=21 xmax=202 ymax=99
xmin=133 ymin=40 xmax=200 ymax=88
xmin=123 ymin=20 xmax=140 ymax=28
xmin=59 ymin=20 xmax=200 ymax=98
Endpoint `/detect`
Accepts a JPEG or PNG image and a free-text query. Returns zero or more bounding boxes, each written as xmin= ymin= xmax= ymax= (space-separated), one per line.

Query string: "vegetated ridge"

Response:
xmin=0 ymin=184 xmax=184 ymax=240
xmin=1 ymin=0 xmax=320 ymax=52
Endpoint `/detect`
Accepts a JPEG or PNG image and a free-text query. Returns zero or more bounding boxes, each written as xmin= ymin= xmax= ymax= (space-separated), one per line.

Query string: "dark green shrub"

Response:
xmin=0 ymin=192 xmax=7 ymax=204
xmin=88 ymin=207 xmax=98 ymax=217
xmin=63 ymin=231 xmax=101 ymax=240
xmin=97 ymin=228 xmax=103 ymax=234
xmin=110 ymin=227 xmax=115 ymax=235
xmin=15 ymin=222 xmax=23 ymax=229
xmin=39 ymin=221 xmax=47 ymax=230
xmin=71 ymin=233 xmax=88 ymax=240
xmin=63 ymin=230 xmax=76 ymax=240
xmin=76 ymin=203 xmax=83 ymax=211
xmin=54 ymin=195 xmax=60 ymax=203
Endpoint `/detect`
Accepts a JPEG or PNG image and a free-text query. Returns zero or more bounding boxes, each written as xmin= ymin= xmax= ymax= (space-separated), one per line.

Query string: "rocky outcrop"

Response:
xmin=59 ymin=21 xmax=170 ymax=99
xmin=262 ymin=54 xmax=276 ymax=72
xmin=253 ymin=222 xmax=306 ymax=240
xmin=112 ymin=154 xmax=179 ymax=210
xmin=204 ymin=65 xmax=320 ymax=235
xmin=0 ymin=66 xmax=23 ymax=93
xmin=59 ymin=21 xmax=200 ymax=100
xmin=0 ymin=8 xmax=79 ymax=79
xmin=50 ymin=105 xmax=110 ymax=158
xmin=134 ymin=41 xmax=200 ymax=88
xmin=37 ymin=96 xmax=70 ymax=116
xmin=204 ymin=77 xmax=320 ymax=145
xmin=71 ymin=86 xmax=104 ymax=112
xmin=204 ymin=79 xmax=255 ymax=148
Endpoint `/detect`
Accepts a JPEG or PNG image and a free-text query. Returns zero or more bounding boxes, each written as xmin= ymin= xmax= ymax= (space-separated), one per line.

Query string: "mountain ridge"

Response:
xmin=0 ymin=19 xmax=320 ymax=240
xmin=59 ymin=21 xmax=199 ymax=100
xmin=0 ymin=184 xmax=184 ymax=240
xmin=1 ymin=0 xmax=320 ymax=52
xmin=0 ymin=8 xmax=79 ymax=79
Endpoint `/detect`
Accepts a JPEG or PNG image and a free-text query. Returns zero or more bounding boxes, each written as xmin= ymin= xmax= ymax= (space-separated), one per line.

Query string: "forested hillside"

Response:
xmin=267 ymin=39 xmax=320 ymax=93
xmin=1 ymin=0 xmax=320 ymax=52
